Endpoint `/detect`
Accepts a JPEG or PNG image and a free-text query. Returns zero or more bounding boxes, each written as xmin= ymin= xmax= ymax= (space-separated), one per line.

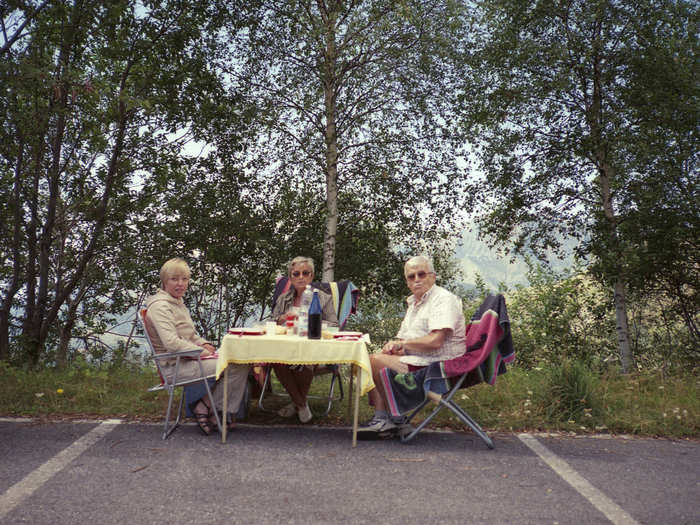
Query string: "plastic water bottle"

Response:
xmin=298 ymin=285 xmax=313 ymax=337
xmin=308 ymin=290 xmax=322 ymax=340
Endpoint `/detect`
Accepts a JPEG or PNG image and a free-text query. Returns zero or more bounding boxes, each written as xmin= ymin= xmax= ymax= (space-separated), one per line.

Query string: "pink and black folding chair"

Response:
xmin=379 ymin=294 xmax=515 ymax=449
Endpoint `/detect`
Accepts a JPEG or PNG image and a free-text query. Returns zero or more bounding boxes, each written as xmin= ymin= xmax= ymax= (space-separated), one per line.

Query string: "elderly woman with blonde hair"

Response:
xmin=144 ymin=257 xmax=250 ymax=435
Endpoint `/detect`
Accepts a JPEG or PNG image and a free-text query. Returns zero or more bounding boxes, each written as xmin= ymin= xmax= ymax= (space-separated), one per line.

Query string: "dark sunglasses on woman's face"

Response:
xmin=406 ymin=270 xmax=431 ymax=281
xmin=291 ymin=270 xmax=311 ymax=278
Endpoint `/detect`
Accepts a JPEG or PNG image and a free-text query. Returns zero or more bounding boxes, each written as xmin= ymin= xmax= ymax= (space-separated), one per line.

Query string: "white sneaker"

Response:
xmin=297 ymin=402 xmax=312 ymax=423
xmin=358 ymin=415 xmax=397 ymax=435
xmin=277 ymin=402 xmax=296 ymax=418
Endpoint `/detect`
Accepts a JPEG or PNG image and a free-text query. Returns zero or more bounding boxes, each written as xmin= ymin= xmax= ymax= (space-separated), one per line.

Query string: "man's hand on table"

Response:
xmin=382 ymin=340 xmax=405 ymax=355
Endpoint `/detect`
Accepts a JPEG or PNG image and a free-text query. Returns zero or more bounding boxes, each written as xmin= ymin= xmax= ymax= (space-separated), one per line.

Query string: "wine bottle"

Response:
xmin=307 ymin=290 xmax=322 ymax=339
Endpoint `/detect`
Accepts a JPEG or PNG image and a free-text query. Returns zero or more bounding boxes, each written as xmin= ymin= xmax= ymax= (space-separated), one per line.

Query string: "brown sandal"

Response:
xmin=194 ymin=411 xmax=213 ymax=436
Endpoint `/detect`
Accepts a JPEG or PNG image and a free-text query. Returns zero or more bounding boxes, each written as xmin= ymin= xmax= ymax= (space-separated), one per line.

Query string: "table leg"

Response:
xmin=222 ymin=366 xmax=228 ymax=443
xmin=347 ymin=364 xmax=355 ymax=422
xmin=352 ymin=367 xmax=361 ymax=447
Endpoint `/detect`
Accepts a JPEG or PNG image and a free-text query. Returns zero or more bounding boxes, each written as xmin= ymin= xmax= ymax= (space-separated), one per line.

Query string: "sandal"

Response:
xmin=194 ymin=404 xmax=213 ymax=436
xmin=211 ymin=412 xmax=235 ymax=433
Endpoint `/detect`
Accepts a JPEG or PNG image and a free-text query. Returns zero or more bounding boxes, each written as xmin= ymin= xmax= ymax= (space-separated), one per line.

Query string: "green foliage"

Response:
xmin=345 ymin=295 xmax=406 ymax=352
xmin=464 ymin=0 xmax=700 ymax=370
xmin=0 ymin=0 xmax=243 ymax=365
xmin=543 ymin=360 xmax=601 ymax=423
xmin=1 ymin=0 xmax=696 ymax=379
xmin=223 ymin=0 xmax=473 ymax=279
xmin=1 ymin=360 xmax=696 ymax=438
xmin=506 ymin=264 xmax=697 ymax=372
xmin=508 ymin=265 xmax=616 ymax=369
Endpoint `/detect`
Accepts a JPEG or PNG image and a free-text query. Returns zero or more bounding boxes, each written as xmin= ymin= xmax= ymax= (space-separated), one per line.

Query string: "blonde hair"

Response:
xmin=288 ymin=256 xmax=315 ymax=276
xmin=160 ymin=257 xmax=191 ymax=288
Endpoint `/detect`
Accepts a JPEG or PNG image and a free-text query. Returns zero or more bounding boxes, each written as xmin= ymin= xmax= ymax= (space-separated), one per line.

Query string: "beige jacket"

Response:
xmin=145 ymin=289 xmax=210 ymax=356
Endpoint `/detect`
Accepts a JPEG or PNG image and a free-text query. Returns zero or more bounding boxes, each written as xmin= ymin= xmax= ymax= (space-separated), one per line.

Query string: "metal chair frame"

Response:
xmin=256 ymin=364 xmax=344 ymax=417
xmin=399 ymin=371 xmax=494 ymax=449
xmin=140 ymin=309 xmax=222 ymax=440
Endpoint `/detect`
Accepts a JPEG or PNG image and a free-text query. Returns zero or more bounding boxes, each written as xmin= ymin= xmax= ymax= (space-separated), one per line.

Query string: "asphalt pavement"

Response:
xmin=0 ymin=418 xmax=698 ymax=525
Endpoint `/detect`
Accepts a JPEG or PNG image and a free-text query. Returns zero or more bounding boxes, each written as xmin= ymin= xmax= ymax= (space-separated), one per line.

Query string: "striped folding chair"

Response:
xmin=256 ymin=277 xmax=360 ymax=416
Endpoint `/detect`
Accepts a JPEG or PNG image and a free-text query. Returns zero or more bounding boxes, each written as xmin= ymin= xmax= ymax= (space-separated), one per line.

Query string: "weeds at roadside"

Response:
xmin=0 ymin=361 xmax=697 ymax=438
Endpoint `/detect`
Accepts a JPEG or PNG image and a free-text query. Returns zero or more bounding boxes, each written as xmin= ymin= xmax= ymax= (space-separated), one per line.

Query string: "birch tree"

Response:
xmin=224 ymin=0 xmax=472 ymax=281
xmin=464 ymin=0 xmax=699 ymax=372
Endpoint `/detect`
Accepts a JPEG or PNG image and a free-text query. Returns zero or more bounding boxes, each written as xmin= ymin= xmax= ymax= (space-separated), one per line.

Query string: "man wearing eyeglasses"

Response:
xmin=359 ymin=255 xmax=466 ymax=437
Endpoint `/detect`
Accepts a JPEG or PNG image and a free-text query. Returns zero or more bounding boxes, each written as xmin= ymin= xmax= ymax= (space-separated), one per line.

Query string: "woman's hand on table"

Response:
xmin=200 ymin=343 xmax=216 ymax=357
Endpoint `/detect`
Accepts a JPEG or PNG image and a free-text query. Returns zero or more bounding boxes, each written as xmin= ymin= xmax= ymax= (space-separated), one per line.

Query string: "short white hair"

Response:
xmin=288 ymin=256 xmax=315 ymax=275
xmin=404 ymin=255 xmax=434 ymax=274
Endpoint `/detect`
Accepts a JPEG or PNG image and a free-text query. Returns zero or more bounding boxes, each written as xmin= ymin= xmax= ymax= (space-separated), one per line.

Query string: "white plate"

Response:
xmin=228 ymin=328 xmax=266 ymax=336
xmin=333 ymin=331 xmax=363 ymax=339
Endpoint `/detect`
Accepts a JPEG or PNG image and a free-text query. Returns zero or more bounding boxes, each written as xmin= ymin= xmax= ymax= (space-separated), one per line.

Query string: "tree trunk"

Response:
xmin=613 ymin=279 xmax=635 ymax=373
xmin=0 ymin=134 xmax=26 ymax=361
xmin=24 ymin=0 xmax=80 ymax=366
xmin=320 ymin=1 xmax=338 ymax=283
xmin=587 ymin=20 xmax=635 ymax=373
xmin=56 ymin=310 xmax=76 ymax=369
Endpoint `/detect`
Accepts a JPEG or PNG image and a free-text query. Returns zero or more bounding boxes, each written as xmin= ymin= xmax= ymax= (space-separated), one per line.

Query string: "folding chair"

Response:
xmin=379 ymin=294 xmax=515 ymax=449
xmin=256 ymin=277 xmax=360 ymax=416
xmin=139 ymin=309 xmax=222 ymax=439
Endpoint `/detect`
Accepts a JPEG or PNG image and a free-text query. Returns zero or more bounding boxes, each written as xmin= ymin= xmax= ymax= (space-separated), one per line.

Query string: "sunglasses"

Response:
xmin=406 ymin=271 xmax=433 ymax=281
xmin=291 ymin=270 xmax=312 ymax=278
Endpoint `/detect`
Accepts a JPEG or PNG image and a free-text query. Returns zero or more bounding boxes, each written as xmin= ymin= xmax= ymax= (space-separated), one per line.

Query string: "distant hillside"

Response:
xmin=455 ymin=230 xmax=578 ymax=290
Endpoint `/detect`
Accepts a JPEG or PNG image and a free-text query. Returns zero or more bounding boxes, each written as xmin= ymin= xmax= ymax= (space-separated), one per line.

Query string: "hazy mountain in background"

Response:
xmin=455 ymin=229 xmax=578 ymax=290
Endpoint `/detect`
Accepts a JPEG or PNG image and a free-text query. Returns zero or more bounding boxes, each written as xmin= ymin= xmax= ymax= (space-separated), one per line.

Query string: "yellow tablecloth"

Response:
xmin=216 ymin=332 xmax=375 ymax=446
xmin=216 ymin=333 xmax=374 ymax=396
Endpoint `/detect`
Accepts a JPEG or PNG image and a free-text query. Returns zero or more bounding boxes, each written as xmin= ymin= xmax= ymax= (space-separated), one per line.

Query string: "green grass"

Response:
xmin=1 ymin=360 xmax=697 ymax=438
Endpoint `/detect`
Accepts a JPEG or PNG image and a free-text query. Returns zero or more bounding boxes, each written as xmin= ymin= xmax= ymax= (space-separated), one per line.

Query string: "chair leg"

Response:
xmin=319 ymin=367 xmax=344 ymax=417
xmin=173 ymin=388 xmax=185 ymax=427
xmin=443 ymin=400 xmax=494 ymax=449
xmin=257 ymin=365 xmax=274 ymax=412
xmin=399 ymin=400 xmax=432 ymax=443
xmin=202 ymin=377 xmax=222 ymax=435
xmin=162 ymin=386 xmax=178 ymax=440
xmin=400 ymin=397 xmax=494 ymax=449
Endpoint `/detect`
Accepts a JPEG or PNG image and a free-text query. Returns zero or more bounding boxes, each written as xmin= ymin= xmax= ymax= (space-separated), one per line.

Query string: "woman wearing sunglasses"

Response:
xmin=271 ymin=256 xmax=338 ymax=422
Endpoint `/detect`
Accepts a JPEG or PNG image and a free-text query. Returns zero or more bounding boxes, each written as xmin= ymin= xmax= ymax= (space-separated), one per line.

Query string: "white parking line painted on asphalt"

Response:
xmin=518 ymin=433 xmax=640 ymax=525
xmin=0 ymin=419 xmax=121 ymax=520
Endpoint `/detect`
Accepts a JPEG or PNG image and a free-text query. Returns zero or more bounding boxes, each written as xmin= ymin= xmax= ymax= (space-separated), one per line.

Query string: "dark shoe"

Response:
xmin=226 ymin=417 xmax=236 ymax=432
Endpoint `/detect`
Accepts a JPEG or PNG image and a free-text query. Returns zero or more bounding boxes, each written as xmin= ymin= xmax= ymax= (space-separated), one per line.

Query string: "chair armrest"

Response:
xmin=152 ymin=349 xmax=203 ymax=361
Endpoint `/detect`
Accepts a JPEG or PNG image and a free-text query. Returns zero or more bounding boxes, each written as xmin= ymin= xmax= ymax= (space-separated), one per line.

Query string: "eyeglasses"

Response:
xmin=406 ymin=271 xmax=433 ymax=281
xmin=291 ymin=270 xmax=311 ymax=278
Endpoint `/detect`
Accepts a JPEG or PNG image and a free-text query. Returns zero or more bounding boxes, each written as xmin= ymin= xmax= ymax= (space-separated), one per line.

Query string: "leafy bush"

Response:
xmin=542 ymin=360 xmax=601 ymax=423
xmin=506 ymin=266 xmax=617 ymax=369
xmin=345 ymin=294 xmax=406 ymax=352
